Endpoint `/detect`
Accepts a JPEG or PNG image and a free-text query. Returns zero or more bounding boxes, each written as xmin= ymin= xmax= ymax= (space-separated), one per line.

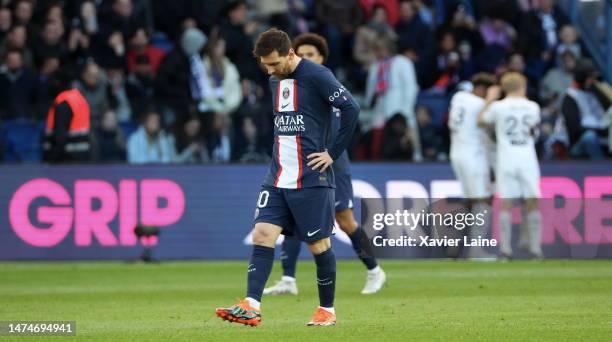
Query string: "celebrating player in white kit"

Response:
xmin=478 ymin=72 xmax=543 ymax=260
xmin=448 ymin=73 xmax=497 ymax=259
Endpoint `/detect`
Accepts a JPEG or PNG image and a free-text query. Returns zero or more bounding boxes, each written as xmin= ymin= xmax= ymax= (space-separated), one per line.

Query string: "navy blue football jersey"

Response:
xmin=263 ymin=59 xmax=356 ymax=189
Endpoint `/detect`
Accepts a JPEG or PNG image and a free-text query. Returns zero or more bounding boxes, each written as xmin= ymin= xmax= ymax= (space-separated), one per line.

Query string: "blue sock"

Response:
xmin=281 ymin=235 xmax=301 ymax=278
xmin=349 ymin=227 xmax=378 ymax=270
xmin=313 ymin=248 xmax=336 ymax=308
xmin=246 ymin=245 xmax=275 ymax=302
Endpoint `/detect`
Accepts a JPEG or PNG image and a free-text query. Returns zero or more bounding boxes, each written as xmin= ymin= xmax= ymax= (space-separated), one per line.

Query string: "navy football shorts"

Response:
xmin=253 ymin=184 xmax=335 ymax=242
xmin=333 ymin=169 xmax=353 ymax=212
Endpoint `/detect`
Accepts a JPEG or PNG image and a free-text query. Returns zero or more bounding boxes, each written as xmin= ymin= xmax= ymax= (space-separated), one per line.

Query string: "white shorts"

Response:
xmin=451 ymin=157 xmax=491 ymax=199
xmin=497 ymin=162 xmax=541 ymax=199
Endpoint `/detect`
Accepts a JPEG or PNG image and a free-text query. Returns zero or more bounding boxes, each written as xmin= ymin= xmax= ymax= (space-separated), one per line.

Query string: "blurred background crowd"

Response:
xmin=0 ymin=0 xmax=610 ymax=164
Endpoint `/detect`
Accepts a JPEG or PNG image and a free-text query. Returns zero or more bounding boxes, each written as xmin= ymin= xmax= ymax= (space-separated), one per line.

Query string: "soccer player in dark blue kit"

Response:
xmin=215 ymin=29 xmax=360 ymax=327
xmin=264 ymin=33 xmax=385 ymax=296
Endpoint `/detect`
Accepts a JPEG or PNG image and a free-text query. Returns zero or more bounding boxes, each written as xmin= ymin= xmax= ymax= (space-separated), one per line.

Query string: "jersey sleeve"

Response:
xmin=312 ymin=69 xmax=351 ymax=108
xmin=312 ymin=69 xmax=360 ymax=160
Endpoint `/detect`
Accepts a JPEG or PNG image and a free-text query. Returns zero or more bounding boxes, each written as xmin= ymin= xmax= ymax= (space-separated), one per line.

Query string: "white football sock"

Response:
xmin=499 ymin=211 xmax=512 ymax=255
xmin=245 ymin=297 xmax=261 ymax=310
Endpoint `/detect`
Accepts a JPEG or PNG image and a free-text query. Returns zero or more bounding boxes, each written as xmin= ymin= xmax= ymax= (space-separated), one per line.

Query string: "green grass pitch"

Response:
xmin=1 ymin=260 xmax=611 ymax=341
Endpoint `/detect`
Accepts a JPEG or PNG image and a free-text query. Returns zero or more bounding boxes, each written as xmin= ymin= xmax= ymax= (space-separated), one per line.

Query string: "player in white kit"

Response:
xmin=478 ymin=72 xmax=543 ymax=260
xmin=449 ymin=73 xmax=497 ymax=259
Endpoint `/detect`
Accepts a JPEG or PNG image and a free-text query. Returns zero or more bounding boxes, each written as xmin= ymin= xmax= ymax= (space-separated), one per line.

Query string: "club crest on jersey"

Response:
xmin=277 ymin=79 xmax=297 ymax=112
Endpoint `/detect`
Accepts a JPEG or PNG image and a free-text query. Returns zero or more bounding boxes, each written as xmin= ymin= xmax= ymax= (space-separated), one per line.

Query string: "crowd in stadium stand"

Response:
xmin=0 ymin=0 xmax=609 ymax=163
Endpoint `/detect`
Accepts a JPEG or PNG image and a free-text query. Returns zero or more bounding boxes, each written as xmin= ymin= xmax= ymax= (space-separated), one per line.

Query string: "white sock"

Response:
xmin=319 ymin=306 xmax=335 ymax=315
xmin=281 ymin=276 xmax=296 ymax=282
xmin=499 ymin=211 xmax=512 ymax=255
xmin=245 ymin=297 xmax=261 ymax=310
xmin=470 ymin=202 xmax=491 ymax=239
xmin=526 ymin=210 xmax=543 ymax=255
xmin=367 ymin=266 xmax=381 ymax=275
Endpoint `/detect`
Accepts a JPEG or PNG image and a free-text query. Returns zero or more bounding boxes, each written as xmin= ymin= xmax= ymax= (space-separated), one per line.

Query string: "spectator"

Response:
xmin=107 ymin=67 xmax=132 ymax=123
xmin=43 ymin=68 xmax=92 ymax=163
xmin=234 ymin=115 xmax=270 ymax=163
xmin=218 ymin=1 xmax=261 ymax=84
xmin=205 ymin=112 xmax=231 ymax=163
xmin=561 ymin=60 xmax=608 ymax=159
xmin=79 ymin=1 xmax=99 ymax=36
xmin=68 ymin=25 xmax=93 ymax=65
xmin=360 ymin=0 xmax=400 ymax=27
xmin=540 ymin=50 xmax=576 ymax=104
xmin=395 ymin=0 xmax=433 ymax=71
xmin=94 ymin=109 xmax=125 ymax=162
xmin=126 ymin=54 xmax=155 ymax=122
xmin=100 ymin=0 xmax=147 ymax=38
xmin=440 ymin=1 xmax=483 ymax=55
xmin=0 ymin=6 xmax=12 ymax=42
xmin=412 ymin=0 xmax=433 ymax=26
xmin=199 ymin=31 xmax=242 ymax=119
xmin=127 ymin=109 xmax=176 ymax=164
xmin=518 ymin=0 xmax=568 ymax=79
xmin=12 ymin=0 xmax=34 ymax=27
xmin=32 ymin=19 xmax=69 ymax=67
xmin=479 ymin=16 xmax=516 ymax=51
xmin=498 ymin=52 xmax=538 ymax=100
xmin=365 ymin=35 xmax=421 ymax=160
xmin=232 ymin=79 xmax=272 ymax=161
xmin=416 ymin=105 xmax=444 ymax=160
xmin=430 ymin=31 xmax=463 ymax=94
xmin=35 ymin=56 xmax=61 ymax=119
xmin=44 ymin=2 xmax=65 ymax=26
xmin=0 ymin=48 xmax=36 ymax=120
xmin=381 ymin=113 xmax=413 ymax=160
xmin=155 ymin=27 xmax=206 ymax=128
xmin=92 ymin=29 xmax=126 ymax=69
xmin=151 ymin=2 xmax=213 ymax=41
xmin=556 ymin=25 xmax=581 ymax=66
xmin=354 ymin=5 xmax=397 ymax=73
xmin=316 ymin=0 xmax=363 ymax=74
xmin=173 ymin=115 xmax=207 ymax=163
xmin=126 ymin=27 xmax=165 ymax=75
xmin=0 ymin=24 xmax=34 ymax=70
xmin=76 ymin=60 xmax=110 ymax=125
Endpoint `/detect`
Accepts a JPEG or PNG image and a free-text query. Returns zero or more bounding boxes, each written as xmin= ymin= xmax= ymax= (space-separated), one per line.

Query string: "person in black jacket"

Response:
xmin=561 ymin=60 xmax=608 ymax=159
xmin=154 ymin=27 xmax=206 ymax=128
xmin=518 ymin=0 xmax=568 ymax=79
xmin=0 ymin=48 xmax=37 ymax=120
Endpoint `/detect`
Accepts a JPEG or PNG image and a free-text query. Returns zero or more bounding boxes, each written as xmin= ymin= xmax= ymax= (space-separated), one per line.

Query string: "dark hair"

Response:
xmin=573 ymin=59 xmax=598 ymax=85
xmin=140 ymin=108 xmax=161 ymax=123
xmin=471 ymin=72 xmax=496 ymax=88
xmin=292 ymin=33 xmax=329 ymax=63
xmin=253 ymin=28 xmax=291 ymax=58
xmin=4 ymin=47 xmax=23 ymax=57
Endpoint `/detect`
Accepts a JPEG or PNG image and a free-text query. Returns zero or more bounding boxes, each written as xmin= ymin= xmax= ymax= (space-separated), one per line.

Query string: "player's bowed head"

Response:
xmin=253 ymin=28 xmax=300 ymax=80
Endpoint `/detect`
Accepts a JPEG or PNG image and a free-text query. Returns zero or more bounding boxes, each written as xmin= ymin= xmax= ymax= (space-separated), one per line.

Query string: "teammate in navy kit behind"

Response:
xmin=215 ymin=29 xmax=360 ymax=327
xmin=264 ymin=33 xmax=385 ymax=297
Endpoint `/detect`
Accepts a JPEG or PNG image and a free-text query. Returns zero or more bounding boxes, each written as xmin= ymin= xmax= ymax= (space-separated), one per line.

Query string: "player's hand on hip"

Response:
xmin=307 ymin=150 xmax=333 ymax=172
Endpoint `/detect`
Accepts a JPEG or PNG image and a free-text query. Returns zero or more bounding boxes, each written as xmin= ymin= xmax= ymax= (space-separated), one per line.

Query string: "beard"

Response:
xmin=273 ymin=63 xmax=293 ymax=79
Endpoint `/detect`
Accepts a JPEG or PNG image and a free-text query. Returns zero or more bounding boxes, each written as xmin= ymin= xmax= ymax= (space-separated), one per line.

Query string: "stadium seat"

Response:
xmin=150 ymin=31 xmax=174 ymax=53
xmin=119 ymin=121 xmax=138 ymax=138
xmin=0 ymin=119 xmax=45 ymax=162
xmin=416 ymin=91 xmax=450 ymax=127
